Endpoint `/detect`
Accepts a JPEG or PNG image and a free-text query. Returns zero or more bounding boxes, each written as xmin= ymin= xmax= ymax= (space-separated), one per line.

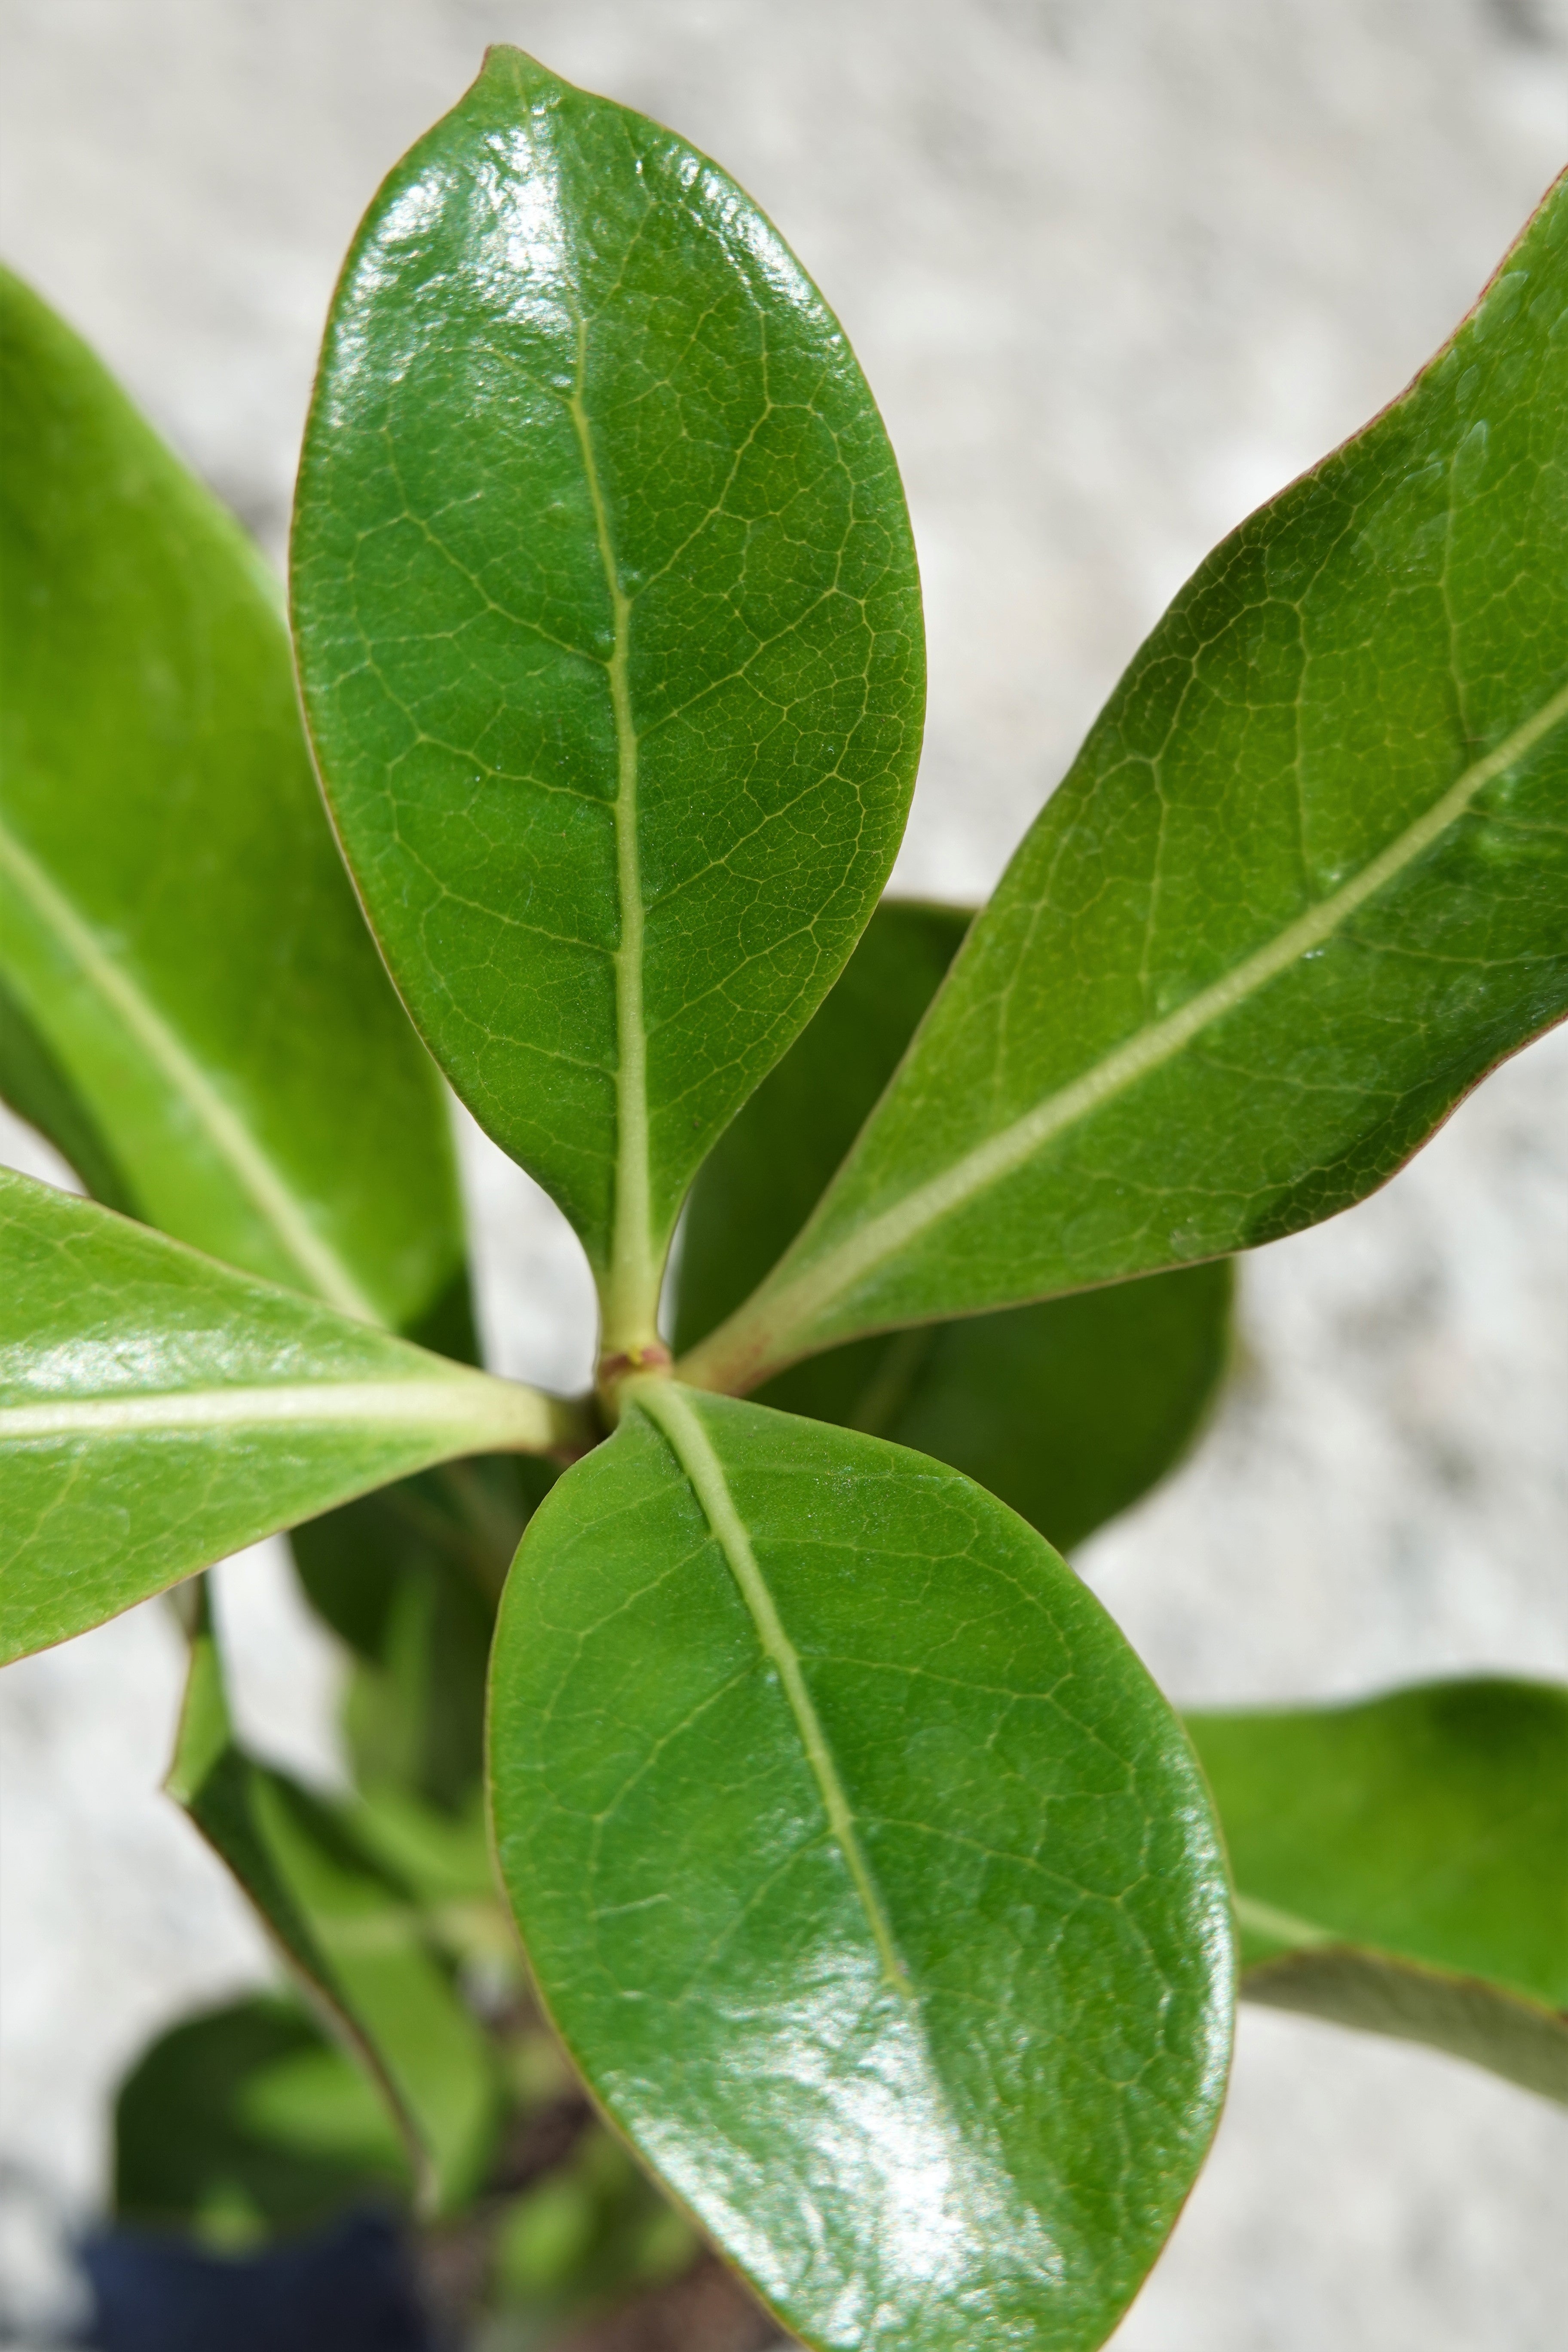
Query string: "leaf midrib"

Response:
xmin=568 ymin=314 xmax=653 ymax=1341
xmin=1232 ymin=1890 xmax=1336 ymax=1951
xmin=1234 ymin=1890 xmax=1568 ymax=2055
xmin=1233 ymin=1891 xmax=1566 ymax=2021
xmin=0 ymin=808 xmax=379 ymax=1321
xmin=698 ymin=679 xmax=1568 ymax=1375
xmin=0 ymin=1374 xmax=556 ymax=1450
xmin=635 ymin=1381 xmax=915 ymax=2003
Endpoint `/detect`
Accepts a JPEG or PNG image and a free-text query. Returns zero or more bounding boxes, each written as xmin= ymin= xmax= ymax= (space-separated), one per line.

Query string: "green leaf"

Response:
xmin=682 ymin=175 xmax=1568 ymax=1393
xmin=0 ymin=1169 xmax=579 ymax=1663
xmin=339 ymin=1784 xmax=507 ymax=1958
xmin=0 ymin=268 xmax=460 ymax=1331
xmin=1187 ymin=1678 xmax=1568 ymax=2103
xmin=114 ymin=1995 xmax=410 ymax=2244
xmin=0 ymin=276 xmax=529 ymax=1719
xmin=675 ymin=900 xmax=1233 ymax=1551
xmin=169 ymin=1613 xmax=502 ymax=2214
xmin=291 ymin=47 xmax=924 ymax=1354
xmin=0 ymin=969 xmax=135 ymax=1215
xmin=291 ymin=1454 xmax=552 ymax=1814
xmin=491 ymin=2127 xmax=698 ymax=2321
xmin=489 ymin=1384 xmax=1233 ymax=2350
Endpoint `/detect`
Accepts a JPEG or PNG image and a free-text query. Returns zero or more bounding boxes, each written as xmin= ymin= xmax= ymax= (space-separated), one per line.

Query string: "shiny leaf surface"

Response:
xmin=683 ymin=175 xmax=1568 ymax=1393
xmin=291 ymin=48 xmax=923 ymax=1350
xmin=0 ymin=1170 xmax=576 ymax=1663
xmin=490 ymin=1384 xmax=1232 ymax=2350
xmin=0 ymin=268 xmax=459 ymax=1329
xmin=169 ymin=1615 xmax=501 ymax=2212
xmin=1188 ymin=1678 xmax=1568 ymax=2101
xmin=675 ymin=900 xmax=1233 ymax=1550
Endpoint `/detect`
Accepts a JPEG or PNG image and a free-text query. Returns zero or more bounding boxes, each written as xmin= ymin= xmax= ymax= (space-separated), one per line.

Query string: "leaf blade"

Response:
xmin=675 ymin=898 xmax=1234 ymax=1549
xmin=291 ymin=48 xmax=924 ymax=1338
xmin=114 ymin=1994 xmax=411 ymax=2239
xmin=489 ymin=1388 xmax=1233 ymax=2350
xmin=0 ymin=269 xmax=461 ymax=1330
xmin=683 ymin=176 xmax=1568 ymax=1389
xmin=1186 ymin=1678 xmax=1568 ymax=2102
xmin=638 ymin=1382 xmax=913 ymax=1999
xmin=293 ymin=1453 xmax=551 ymax=1815
xmin=169 ymin=1615 xmax=501 ymax=2212
xmin=0 ymin=1170 xmax=573 ymax=1662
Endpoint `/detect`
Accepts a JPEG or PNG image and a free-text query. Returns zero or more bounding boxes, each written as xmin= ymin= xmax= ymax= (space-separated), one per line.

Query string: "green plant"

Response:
xmin=1 ymin=41 xmax=1564 ymax=2349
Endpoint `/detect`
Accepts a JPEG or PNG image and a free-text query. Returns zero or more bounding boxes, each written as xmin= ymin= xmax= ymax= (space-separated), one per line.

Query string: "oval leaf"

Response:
xmin=0 ymin=269 xmax=460 ymax=1331
xmin=291 ymin=47 xmax=924 ymax=1349
xmin=168 ymin=1613 xmax=501 ymax=2212
xmin=683 ymin=174 xmax=1568 ymax=1390
xmin=489 ymin=1385 xmax=1232 ymax=2349
xmin=0 ymin=1169 xmax=576 ymax=1662
xmin=675 ymin=899 xmax=1233 ymax=1550
xmin=1187 ymin=1678 xmax=1568 ymax=2103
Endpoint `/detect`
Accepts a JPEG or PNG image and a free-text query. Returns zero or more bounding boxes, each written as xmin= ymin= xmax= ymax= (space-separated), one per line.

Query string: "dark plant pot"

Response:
xmin=82 ymin=2208 xmax=437 ymax=2352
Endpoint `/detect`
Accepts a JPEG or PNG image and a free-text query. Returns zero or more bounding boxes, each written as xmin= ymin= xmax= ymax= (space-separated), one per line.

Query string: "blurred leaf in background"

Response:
xmin=168 ymin=1612 xmax=504 ymax=2217
xmin=114 ymin=1997 xmax=409 ymax=2247
xmin=1190 ymin=1678 xmax=1568 ymax=2102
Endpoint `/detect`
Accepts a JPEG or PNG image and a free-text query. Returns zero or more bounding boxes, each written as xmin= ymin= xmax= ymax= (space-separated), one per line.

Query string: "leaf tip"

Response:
xmin=472 ymin=42 xmax=564 ymax=111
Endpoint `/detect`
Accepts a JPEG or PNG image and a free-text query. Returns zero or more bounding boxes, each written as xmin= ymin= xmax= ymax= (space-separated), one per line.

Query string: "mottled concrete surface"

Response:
xmin=2 ymin=2 xmax=1566 ymax=2344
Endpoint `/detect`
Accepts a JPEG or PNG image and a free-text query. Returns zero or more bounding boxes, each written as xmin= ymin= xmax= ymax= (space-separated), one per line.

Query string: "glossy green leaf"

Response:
xmin=114 ymin=1995 xmax=410 ymax=2242
xmin=675 ymin=900 xmax=1233 ymax=1551
xmin=683 ymin=175 xmax=1568 ymax=1394
xmin=0 ymin=268 xmax=460 ymax=1331
xmin=291 ymin=46 xmax=924 ymax=1354
xmin=169 ymin=1614 xmax=501 ymax=2212
xmin=489 ymin=1384 xmax=1233 ymax=2350
xmin=0 ymin=276 xmax=531 ymax=1730
xmin=0 ymin=1170 xmax=579 ymax=1663
xmin=1187 ymin=1678 xmax=1568 ymax=2103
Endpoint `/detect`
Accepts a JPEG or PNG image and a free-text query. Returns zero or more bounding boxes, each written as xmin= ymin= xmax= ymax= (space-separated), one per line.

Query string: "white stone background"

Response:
xmin=1 ymin=0 xmax=1567 ymax=2343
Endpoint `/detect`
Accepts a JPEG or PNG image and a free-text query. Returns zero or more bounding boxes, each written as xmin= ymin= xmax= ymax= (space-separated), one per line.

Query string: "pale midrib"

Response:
xmin=709 ymin=680 xmax=1568 ymax=1372
xmin=1233 ymin=1891 xmax=1337 ymax=1951
xmin=0 ymin=1374 xmax=557 ymax=1451
xmin=637 ymin=1381 xmax=915 ymax=2003
xmin=0 ymin=813 xmax=379 ymax=1323
xmin=569 ymin=320 xmax=653 ymax=1350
